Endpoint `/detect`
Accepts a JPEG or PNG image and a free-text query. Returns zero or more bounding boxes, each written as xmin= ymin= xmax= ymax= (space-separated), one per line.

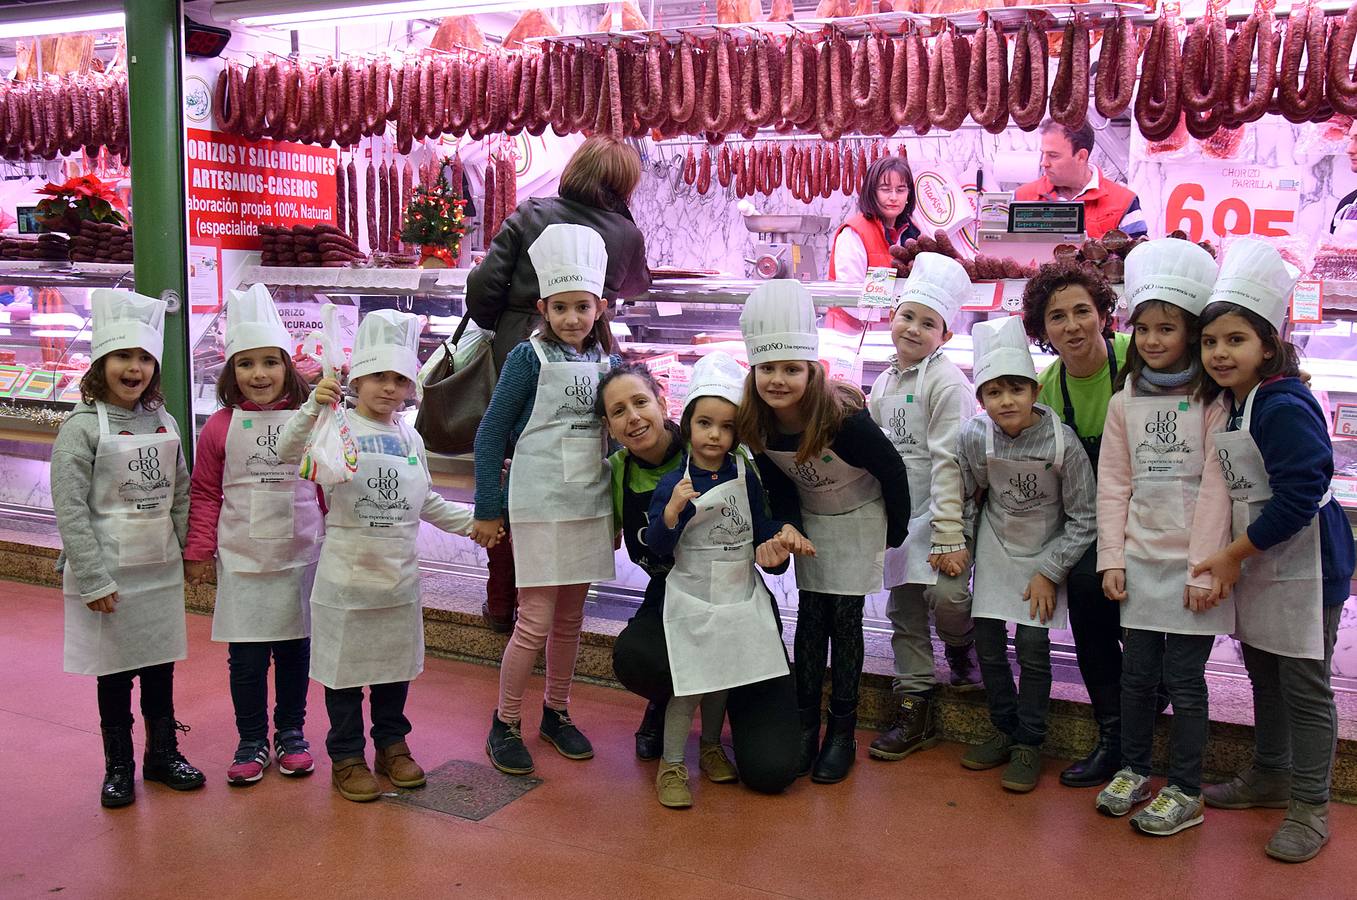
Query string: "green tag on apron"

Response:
xmin=242 ymin=419 xmax=253 ymax=429
xmin=906 ymin=394 xmax=914 ymax=403
xmin=408 ymin=456 xmax=419 ymax=465
xmin=822 ymin=455 xmax=833 ymax=463
xmin=1179 ymin=401 xmax=1190 ymax=411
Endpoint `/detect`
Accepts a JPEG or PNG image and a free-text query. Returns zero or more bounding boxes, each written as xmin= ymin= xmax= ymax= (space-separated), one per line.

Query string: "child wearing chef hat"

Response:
xmin=866 ymin=252 xmax=982 ymax=765
xmin=473 ymin=223 xmax=620 ymax=778
xmin=1091 ymin=239 xmax=1236 ymax=833
xmin=642 ymin=351 xmax=813 ymax=808
xmin=736 ymin=279 xmax=912 ymax=785
xmin=956 ymin=315 xmax=1096 ymax=793
xmin=1190 ymin=238 xmax=1354 ymax=863
xmin=278 ymin=308 xmax=486 ymax=803
xmin=183 ymin=284 xmax=325 ymax=787
xmin=53 ymin=289 xmax=205 ymax=807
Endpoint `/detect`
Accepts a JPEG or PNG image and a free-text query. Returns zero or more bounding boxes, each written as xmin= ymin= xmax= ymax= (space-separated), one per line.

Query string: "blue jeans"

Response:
xmin=1120 ymin=628 xmax=1214 ymax=794
xmin=323 ymin=681 xmax=411 ymax=761
xmin=228 ymin=639 xmax=310 ymax=742
xmin=974 ymin=618 xmax=1051 ymax=747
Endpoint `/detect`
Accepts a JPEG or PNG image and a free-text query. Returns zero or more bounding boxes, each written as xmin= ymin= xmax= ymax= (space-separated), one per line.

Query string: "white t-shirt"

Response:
xmin=831 ymin=228 xmax=869 ymax=283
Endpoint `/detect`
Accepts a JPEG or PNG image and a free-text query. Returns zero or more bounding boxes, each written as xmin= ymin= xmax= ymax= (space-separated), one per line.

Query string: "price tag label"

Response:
xmin=0 ymin=364 xmax=24 ymax=396
xmin=15 ymin=369 xmax=57 ymax=401
xmin=1290 ymin=279 xmax=1323 ymax=324
xmin=1331 ymin=476 xmax=1357 ymax=508
xmin=859 ymin=266 xmax=897 ymax=310
xmin=1333 ymin=403 xmax=1357 ymax=438
xmin=1160 ymin=164 xmax=1303 ymax=242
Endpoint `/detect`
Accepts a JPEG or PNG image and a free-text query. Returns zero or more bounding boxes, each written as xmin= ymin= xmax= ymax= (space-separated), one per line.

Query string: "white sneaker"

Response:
xmin=1096 ymin=768 xmax=1152 ymax=817
xmin=1131 ymin=785 xmax=1205 ymax=836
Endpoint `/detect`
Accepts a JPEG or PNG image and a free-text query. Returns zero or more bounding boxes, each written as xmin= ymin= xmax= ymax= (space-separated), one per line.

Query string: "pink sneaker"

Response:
xmin=274 ymin=729 xmax=315 ymax=777
xmin=226 ymin=740 xmax=270 ymax=785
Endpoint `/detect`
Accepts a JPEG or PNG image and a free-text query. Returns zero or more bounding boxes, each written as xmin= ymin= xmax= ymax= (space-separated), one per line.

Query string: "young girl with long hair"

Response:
xmin=736 ymin=280 xmax=911 ymax=784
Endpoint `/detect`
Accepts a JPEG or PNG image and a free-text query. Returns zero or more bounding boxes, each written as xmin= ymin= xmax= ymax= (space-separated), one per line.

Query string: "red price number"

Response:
xmin=1164 ymin=183 xmax=1295 ymax=243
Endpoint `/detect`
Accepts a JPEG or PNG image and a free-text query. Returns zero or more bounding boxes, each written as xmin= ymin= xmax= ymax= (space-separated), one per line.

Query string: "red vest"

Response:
xmin=1014 ymin=169 xmax=1137 ymax=239
xmin=827 ymin=213 xmax=895 ymax=280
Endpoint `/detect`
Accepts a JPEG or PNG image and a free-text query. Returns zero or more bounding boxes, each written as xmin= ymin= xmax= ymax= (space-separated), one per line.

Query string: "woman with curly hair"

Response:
xmin=1020 ymin=262 xmax=1131 ymax=790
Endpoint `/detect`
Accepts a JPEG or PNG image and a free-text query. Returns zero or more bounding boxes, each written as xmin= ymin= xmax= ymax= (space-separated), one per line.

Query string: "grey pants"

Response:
xmin=663 ymin=690 xmax=729 ymax=765
xmin=1242 ymin=605 xmax=1342 ymax=805
xmin=886 ymin=566 xmax=975 ymax=694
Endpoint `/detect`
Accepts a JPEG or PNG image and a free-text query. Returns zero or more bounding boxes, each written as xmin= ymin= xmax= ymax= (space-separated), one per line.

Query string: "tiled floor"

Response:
xmin=2 ymin=581 xmax=1353 ymax=899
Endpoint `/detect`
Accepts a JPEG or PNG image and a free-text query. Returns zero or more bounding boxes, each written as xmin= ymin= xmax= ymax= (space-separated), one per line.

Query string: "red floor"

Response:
xmin=2 ymin=581 xmax=1354 ymax=899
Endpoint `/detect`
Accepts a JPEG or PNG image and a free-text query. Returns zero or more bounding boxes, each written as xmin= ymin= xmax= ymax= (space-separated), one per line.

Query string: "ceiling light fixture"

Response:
xmin=0 ymin=10 xmax=124 ymax=40
xmin=217 ymin=0 xmax=595 ymax=29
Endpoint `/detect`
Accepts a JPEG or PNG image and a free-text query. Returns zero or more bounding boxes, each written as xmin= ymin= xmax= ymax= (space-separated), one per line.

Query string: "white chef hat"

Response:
xmin=684 ymin=351 xmax=747 ymax=412
xmin=740 ymin=279 xmax=819 ymax=365
xmin=1124 ymin=239 xmax=1219 ymax=319
xmin=528 ymin=223 xmax=608 ymax=299
xmin=90 ymin=289 xmax=166 ymax=364
xmin=225 ymin=283 xmax=293 ymax=359
xmin=971 ymin=315 xmax=1037 ymax=387
xmin=1207 ymin=238 xmax=1299 ymax=331
xmin=349 ymin=309 xmax=421 ymax=383
xmin=893 ymin=252 xmax=970 ymax=327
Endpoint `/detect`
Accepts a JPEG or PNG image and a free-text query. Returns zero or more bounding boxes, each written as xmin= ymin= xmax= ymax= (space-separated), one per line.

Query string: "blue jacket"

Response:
xmin=1231 ymin=377 xmax=1355 ymax=606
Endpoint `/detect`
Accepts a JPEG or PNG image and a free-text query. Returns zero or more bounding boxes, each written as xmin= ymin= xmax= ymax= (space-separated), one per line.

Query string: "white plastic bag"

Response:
xmin=298 ymin=304 xmax=359 ymax=485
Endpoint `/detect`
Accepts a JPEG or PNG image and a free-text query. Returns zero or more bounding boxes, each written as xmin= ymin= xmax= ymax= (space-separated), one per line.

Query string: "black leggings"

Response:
xmin=793 ymin=591 xmax=865 ymax=714
xmin=96 ymin=662 xmax=175 ymax=730
xmin=612 ymin=575 xmax=800 ymax=794
xmin=1066 ymin=545 xmax=1123 ymax=693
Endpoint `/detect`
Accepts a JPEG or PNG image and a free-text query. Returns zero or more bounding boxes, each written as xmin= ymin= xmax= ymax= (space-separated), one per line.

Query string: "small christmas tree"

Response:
xmin=401 ymin=156 xmax=469 ymax=268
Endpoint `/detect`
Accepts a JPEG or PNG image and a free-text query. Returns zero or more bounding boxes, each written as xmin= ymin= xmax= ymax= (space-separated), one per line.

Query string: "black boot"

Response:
xmin=796 ymin=706 xmax=821 ymax=778
xmin=142 ymin=718 xmax=205 ymax=791
xmin=1060 ymin=684 xmax=1121 ymax=788
xmin=868 ymin=691 xmax=937 ymax=761
xmin=634 ymin=699 xmax=665 ymax=761
xmin=811 ymin=709 xmax=857 ymax=784
xmin=944 ymin=642 xmax=984 ymax=692
xmin=100 ymin=727 xmax=135 ymax=808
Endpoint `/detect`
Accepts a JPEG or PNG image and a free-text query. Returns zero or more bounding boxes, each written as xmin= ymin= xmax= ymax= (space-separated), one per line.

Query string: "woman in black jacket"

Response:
xmin=466 ymin=135 xmax=652 ymax=371
xmin=465 ymin=136 xmax=652 ymax=630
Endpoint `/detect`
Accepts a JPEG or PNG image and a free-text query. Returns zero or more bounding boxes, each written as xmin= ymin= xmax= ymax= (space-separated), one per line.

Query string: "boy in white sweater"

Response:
xmin=867 ymin=253 xmax=980 ymax=762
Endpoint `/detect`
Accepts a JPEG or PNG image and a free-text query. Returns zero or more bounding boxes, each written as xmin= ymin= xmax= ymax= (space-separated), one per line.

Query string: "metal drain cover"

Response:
xmin=382 ymin=759 xmax=542 ymax=821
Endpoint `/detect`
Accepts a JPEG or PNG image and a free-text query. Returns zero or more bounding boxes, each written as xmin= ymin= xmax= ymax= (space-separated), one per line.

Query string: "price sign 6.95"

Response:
xmin=1161 ymin=164 xmax=1303 ymax=243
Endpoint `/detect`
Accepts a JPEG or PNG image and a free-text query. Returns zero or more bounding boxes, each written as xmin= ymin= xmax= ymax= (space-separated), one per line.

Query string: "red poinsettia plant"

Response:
xmin=35 ymin=174 xmax=128 ymax=233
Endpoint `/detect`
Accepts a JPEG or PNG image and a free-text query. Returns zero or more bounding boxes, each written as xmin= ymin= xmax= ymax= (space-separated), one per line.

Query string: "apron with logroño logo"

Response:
xmin=1120 ymin=386 xmax=1233 ymax=635
xmin=212 ymin=408 xmax=324 ymax=642
xmin=309 ymin=418 xmax=428 ymax=688
xmin=971 ymin=412 xmax=1070 ymax=629
xmin=63 ymin=403 xmax=188 ymax=676
xmin=507 ymin=335 xmax=615 ymax=588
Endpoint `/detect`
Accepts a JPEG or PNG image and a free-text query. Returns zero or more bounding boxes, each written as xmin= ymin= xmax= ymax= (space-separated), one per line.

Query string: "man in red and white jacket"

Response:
xmin=1015 ymin=121 xmax=1148 ymax=240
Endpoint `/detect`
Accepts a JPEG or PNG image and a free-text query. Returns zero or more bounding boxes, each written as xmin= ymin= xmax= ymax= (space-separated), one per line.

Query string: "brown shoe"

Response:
xmin=375 ymin=741 xmax=426 ymax=788
xmin=331 ymin=757 xmax=380 ymax=802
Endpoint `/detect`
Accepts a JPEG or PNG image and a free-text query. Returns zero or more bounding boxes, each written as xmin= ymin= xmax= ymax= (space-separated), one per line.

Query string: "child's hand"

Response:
xmin=86 ymin=591 xmax=118 ymax=614
xmin=663 ymin=478 xmax=699 ymax=528
xmin=929 ymin=549 xmax=970 ymax=578
xmin=756 ymin=537 xmax=791 ymax=570
xmin=183 ymin=559 xmax=215 ymax=586
xmin=778 ymin=524 xmax=816 ymax=557
xmin=312 ymin=377 xmax=342 ymax=407
xmin=471 ymin=517 xmax=504 ymax=548
xmin=1023 ymin=573 xmax=1057 ymax=624
xmin=1192 ymin=551 xmax=1240 ymax=603
xmin=1184 ymin=585 xmax=1217 ymax=613
xmin=1102 ymin=568 xmax=1127 ymax=602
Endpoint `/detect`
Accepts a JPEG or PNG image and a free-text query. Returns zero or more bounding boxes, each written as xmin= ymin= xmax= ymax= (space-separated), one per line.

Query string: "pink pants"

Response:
xmin=496 ymin=583 xmax=590 ymax=724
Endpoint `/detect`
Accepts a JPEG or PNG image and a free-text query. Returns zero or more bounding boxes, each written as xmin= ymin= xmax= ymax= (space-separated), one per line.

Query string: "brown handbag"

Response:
xmin=414 ymin=314 xmax=497 ymax=454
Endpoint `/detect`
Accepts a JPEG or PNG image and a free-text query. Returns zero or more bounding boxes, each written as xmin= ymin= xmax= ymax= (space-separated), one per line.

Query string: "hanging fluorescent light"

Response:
xmin=0 ymin=7 xmax=123 ymax=40
xmin=217 ymin=0 xmax=595 ymax=29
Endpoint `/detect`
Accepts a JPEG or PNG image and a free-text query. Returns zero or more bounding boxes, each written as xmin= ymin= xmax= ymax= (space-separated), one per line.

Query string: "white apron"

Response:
xmin=63 ymin=403 xmax=188 ymax=676
xmin=764 ymin=444 xmax=887 ymax=597
xmin=877 ymin=354 xmax=939 ymax=589
xmin=309 ymin=419 xmax=427 ymax=688
xmin=1216 ymin=385 xmax=1326 ymax=660
xmin=1121 ymin=386 xmax=1233 ymax=635
xmin=212 ymin=409 xmax=325 ymax=642
xmin=971 ymin=414 xmax=1070 ymax=630
xmin=507 ymin=335 xmax=615 ymax=588
xmin=663 ymin=456 xmax=791 ymax=696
